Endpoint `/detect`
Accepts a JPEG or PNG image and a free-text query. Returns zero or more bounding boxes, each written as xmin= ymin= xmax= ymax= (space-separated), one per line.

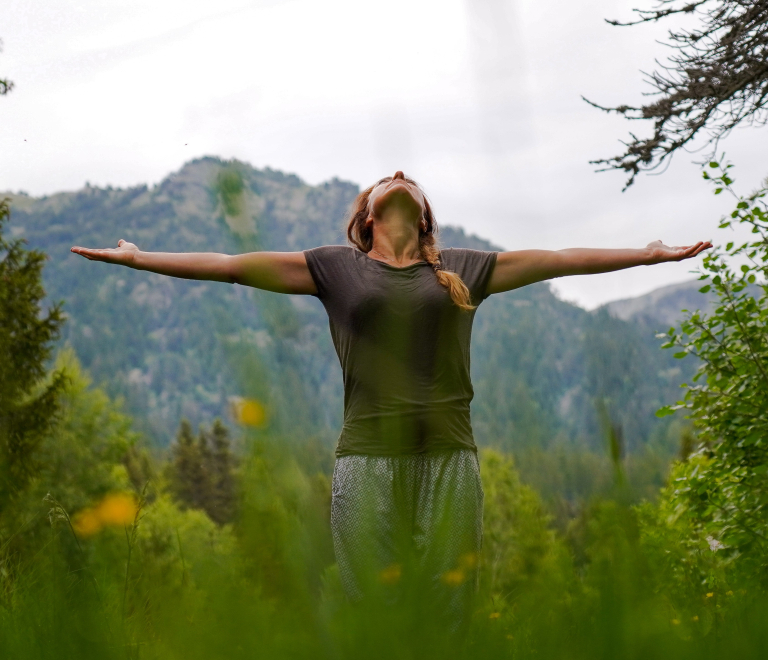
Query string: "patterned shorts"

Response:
xmin=331 ymin=449 xmax=484 ymax=625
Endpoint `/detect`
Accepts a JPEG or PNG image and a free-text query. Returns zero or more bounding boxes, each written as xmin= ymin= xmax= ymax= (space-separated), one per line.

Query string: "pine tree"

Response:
xmin=205 ymin=419 xmax=237 ymax=525
xmin=169 ymin=419 xmax=210 ymax=512
xmin=0 ymin=199 xmax=66 ymax=518
xmin=167 ymin=418 xmax=237 ymax=524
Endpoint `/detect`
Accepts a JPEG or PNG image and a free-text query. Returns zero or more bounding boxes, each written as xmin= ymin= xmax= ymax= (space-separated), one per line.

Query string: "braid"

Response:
xmin=419 ymin=232 xmax=475 ymax=312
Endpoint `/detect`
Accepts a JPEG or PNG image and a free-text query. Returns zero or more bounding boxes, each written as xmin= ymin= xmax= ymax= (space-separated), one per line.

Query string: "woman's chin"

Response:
xmin=375 ymin=188 xmax=422 ymax=216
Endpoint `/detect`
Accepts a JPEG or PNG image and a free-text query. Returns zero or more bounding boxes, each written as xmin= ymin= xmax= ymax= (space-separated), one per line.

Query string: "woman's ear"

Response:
xmin=365 ymin=214 xmax=374 ymax=228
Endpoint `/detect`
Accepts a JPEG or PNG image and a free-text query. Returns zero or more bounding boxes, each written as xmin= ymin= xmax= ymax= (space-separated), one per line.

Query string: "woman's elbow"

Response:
xmin=221 ymin=255 xmax=240 ymax=285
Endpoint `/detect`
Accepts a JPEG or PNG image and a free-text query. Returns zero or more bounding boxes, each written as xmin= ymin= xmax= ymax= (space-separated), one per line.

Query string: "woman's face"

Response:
xmin=367 ymin=171 xmax=426 ymax=225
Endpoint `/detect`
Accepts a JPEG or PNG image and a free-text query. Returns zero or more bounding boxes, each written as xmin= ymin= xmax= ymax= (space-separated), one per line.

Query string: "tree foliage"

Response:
xmin=0 ymin=351 xmax=142 ymax=588
xmin=657 ymin=163 xmax=768 ymax=572
xmin=479 ymin=449 xmax=573 ymax=613
xmin=168 ymin=418 xmax=238 ymax=524
xmin=0 ymin=199 xmax=66 ymax=515
xmin=587 ymin=1 xmax=768 ymax=188
xmin=0 ymin=38 xmax=13 ymax=97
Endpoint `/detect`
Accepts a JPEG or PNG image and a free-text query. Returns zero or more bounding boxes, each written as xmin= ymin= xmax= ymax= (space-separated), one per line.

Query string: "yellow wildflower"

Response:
xmin=72 ymin=509 xmax=101 ymax=538
xmin=379 ymin=563 xmax=402 ymax=585
xmin=96 ymin=493 xmax=138 ymax=526
xmin=72 ymin=492 xmax=139 ymax=538
xmin=231 ymin=397 xmax=267 ymax=427
xmin=441 ymin=569 xmax=465 ymax=587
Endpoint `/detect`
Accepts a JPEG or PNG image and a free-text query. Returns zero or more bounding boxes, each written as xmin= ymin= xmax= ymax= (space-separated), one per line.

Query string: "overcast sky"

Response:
xmin=1 ymin=0 xmax=765 ymax=308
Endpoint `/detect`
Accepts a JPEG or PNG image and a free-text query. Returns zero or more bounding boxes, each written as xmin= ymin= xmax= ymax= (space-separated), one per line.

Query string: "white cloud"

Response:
xmin=1 ymin=0 xmax=764 ymax=307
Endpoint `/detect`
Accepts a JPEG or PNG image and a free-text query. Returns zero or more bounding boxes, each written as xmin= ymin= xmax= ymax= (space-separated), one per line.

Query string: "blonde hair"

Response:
xmin=346 ymin=176 xmax=475 ymax=311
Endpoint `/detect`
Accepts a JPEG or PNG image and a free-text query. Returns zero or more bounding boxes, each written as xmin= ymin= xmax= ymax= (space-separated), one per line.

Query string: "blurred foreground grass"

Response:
xmin=0 ymin=356 xmax=764 ymax=660
xmin=2 ymin=402 xmax=766 ymax=660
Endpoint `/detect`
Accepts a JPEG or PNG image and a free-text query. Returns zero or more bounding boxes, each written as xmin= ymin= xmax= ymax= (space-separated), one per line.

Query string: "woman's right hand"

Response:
xmin=71 ymin=239 xmax=139 ymax=266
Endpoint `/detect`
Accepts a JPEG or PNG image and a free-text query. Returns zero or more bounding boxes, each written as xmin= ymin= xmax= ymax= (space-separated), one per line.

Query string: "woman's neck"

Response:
xmin=370 ymin=209 xmax=422 ymax=265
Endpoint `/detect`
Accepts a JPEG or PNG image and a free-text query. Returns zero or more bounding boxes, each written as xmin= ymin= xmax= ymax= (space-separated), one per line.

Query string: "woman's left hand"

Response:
xmin=645 ymin=240 xmax=712 ymax=264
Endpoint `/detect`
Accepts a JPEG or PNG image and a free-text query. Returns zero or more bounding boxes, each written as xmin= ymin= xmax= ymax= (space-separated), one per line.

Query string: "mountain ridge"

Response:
xmin=3 ymin=158 xmax=696 ymax=453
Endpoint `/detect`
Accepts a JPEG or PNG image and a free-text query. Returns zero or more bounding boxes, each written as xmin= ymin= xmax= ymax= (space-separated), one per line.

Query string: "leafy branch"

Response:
xmin=0 ymin=38 xmax=13 ymax=97
xmin=656 ymin=161 xmax=768 ymax=565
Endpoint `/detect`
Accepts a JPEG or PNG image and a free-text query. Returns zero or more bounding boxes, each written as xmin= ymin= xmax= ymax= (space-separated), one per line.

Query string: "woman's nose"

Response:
xmin=393 ymin=171 xmax=405 ymax=180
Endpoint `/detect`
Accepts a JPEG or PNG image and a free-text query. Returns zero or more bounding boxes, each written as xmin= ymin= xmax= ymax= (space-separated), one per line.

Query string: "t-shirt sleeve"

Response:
xmin=303 ymin=245 xmax=352 ymax=300
xmin=440 ymin=248 xmax=499 ymax=306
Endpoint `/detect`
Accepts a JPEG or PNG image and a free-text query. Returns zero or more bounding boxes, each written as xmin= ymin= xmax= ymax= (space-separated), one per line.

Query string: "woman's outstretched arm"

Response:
xmin=70 ymin=240 xmax=317 ymax=295
xmin=485 ymin=240 xmax=712 ymax=295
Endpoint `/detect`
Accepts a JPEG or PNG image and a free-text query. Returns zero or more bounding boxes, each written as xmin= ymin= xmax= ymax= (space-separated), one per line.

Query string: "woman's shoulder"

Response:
xmin=304 ymin=244 xmax=359 ymax=263
xmin=303 ymin=246 xmax=362 ymax=294
xmin=304 ymin=244 xmax=356 ymax=256
xmin=439 ymin=247 xmax=498 ymax=267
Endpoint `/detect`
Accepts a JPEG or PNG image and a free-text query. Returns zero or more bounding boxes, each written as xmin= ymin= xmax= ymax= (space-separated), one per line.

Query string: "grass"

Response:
xmin=1 ymin=445 xmax=765 ymax=660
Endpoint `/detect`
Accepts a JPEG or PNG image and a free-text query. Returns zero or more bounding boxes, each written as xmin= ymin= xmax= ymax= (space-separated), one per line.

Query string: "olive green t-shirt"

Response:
xmin=304 ymin=246 xmax=498 ymax=457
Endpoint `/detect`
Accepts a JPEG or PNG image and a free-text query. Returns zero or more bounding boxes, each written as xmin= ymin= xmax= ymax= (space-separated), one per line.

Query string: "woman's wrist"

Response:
xmin=641 ymin=246 xmax=656 ymax=265
xmin=129 ymin=250 xmax=145 ymax=270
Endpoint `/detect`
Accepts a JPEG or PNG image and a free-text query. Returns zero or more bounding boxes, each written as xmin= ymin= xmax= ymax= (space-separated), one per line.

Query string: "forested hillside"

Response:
xmin=5 ymin=158 xmax=703 ymax=452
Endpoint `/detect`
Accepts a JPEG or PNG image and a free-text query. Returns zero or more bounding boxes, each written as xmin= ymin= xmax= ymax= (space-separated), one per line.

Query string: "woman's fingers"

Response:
xmin=681 ymin=243 xmax=701 ymax=256
xmin=690 ymin=241 xmax=712 ymax=256
xmin=675 ymin=241 xmax=712 ymax=261
xmin=71 ymin=247 xmax=100 ymax=259
xmin=70 ymin=240 xmax=139 ymax=265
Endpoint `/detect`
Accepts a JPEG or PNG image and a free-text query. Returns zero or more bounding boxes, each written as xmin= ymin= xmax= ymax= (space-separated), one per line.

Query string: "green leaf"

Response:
xmin=743 ymin=432 xmax=761 ymax=446
xmin=656 ymin=406 xmax=675 ymax=418
xmin=715 ymin=188 xmax=723 ymax=195
xmin=726 ymin=242 xmax=733 ymax=251
xmin=709 ymin=162 xmax=719 ymax=168
xmin=673 ymin=352 xmax=688 ymax=359
xmin=699 ymin=285 xmax=711 ymax=293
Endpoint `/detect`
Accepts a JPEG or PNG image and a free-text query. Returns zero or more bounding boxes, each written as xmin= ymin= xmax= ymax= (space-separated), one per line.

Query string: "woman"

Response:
xmin=71 ymin=170 xmax=710 ymax=624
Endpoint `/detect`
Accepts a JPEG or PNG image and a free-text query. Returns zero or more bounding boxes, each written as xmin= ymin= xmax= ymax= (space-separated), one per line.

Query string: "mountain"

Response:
xmin=3 ymin=158 xmax=696 ymax=453
xmin=602 ymin=279 xmax=714 ymax=327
